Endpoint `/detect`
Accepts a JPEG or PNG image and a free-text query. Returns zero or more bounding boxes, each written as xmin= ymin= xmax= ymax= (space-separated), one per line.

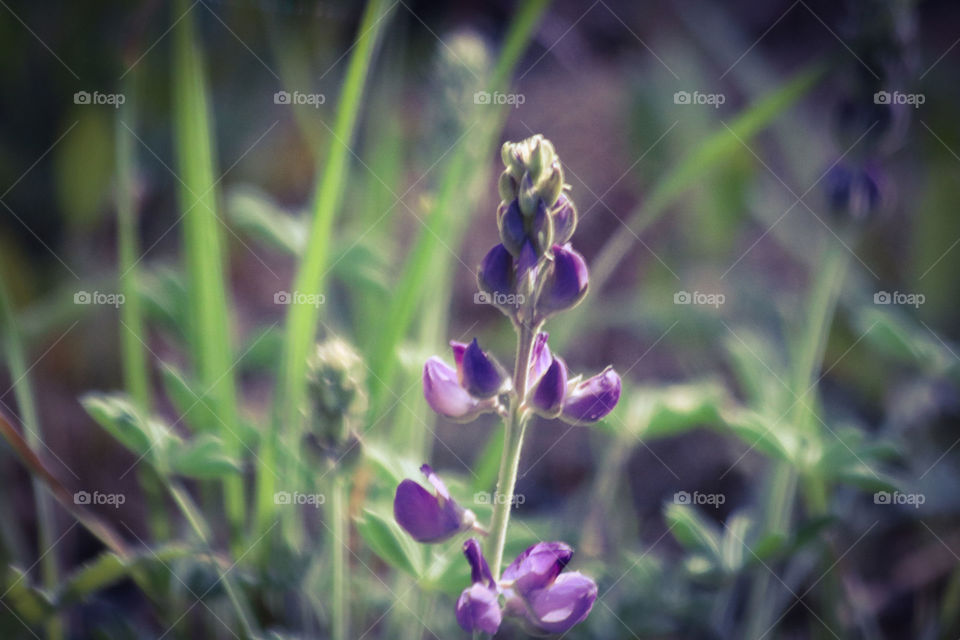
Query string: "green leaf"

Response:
xmin=226 ymin=185 xmax=307 ymax=255
xmin=2 ymin=567 xmax=53 ymax=625
xmin=619 ymin=382 xmax=727 ymax=439
xmin=56 ymin=544 xmax=194 ymax=606
xmin=718 ymin=408 xmax=793 ymax=462
xmin=81 ymin=392 xmax=172 ymax=461
xmin=160 ymin=362 xmax=220 ymax=434
xmin=355 ymin=509 xmax=421 ymax=578
xmin=664 ymin=502 xmax=722 ymax=562
xmin=171 ymin=434 xmax=243 ymax=479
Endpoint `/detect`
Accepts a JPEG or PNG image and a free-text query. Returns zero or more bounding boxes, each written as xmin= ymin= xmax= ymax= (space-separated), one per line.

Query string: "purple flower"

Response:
xmin=507 ymin=572 xmax=598 ymax=635
xmin=394 ymin=464 xmax=476 ymax=543
xmin=529 ymin=199 xmax=554 ymax=255
xmin=478 ymin=243 xmax=515 ymax=302
xmin=561 ymin=367 xmax=621 ymax=425
xmin=551 ymin=193 xmax=578 ymax=245
xmin=498 ymin=200 xmax=527 ymax=256
xmin=526 ymin=332 xmax=552 ymax=391
xmin=461 ymin=339 xmax=508 ymax=398
xmin=501 ymin=542 xmax=597 ymax=635
xmin=536 ymin=244 xmax=589 ymax=317
xmin=422 ymin=340 xmax=506 ymax=422
xmin=530 ymin=357 xmax=568 ymax=418
xmin=456 ymin=539 xmax=502 ymax=634
xmin=501 ymin=541 xmax=572 ymax=594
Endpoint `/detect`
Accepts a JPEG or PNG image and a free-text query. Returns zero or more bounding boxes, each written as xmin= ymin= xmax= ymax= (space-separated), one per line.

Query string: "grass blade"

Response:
xmin=171 ymin=0 xmax=243 ymax=541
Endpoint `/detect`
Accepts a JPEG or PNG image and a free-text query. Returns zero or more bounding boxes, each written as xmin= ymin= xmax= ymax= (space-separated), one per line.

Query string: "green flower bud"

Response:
xmin=498 ymin=171 xmax=518 ymax=203
xmin=539 ymin=161 xmax=564 ymax=208
xmin=518 ymin=172 xmax=539 ymax=218
xmin=305 ymin=337 xmax=367 ymax=455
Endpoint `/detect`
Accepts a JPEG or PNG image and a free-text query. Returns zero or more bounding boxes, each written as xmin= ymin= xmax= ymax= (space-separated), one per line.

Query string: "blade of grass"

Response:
xmin=171 ymin=0 xmax=244 ymax=544
xmin=116 ymin=75 xmax=171 ymax=544
xmin=258 ymin=0 xmax=395 ymax=533
xmin=0 ymin=279 xmax=63 ymax=640
xmin=365 ymin=0 xmax=552 ymax=418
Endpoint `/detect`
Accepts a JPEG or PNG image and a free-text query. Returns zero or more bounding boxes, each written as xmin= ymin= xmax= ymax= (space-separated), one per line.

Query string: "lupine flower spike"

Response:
xmin=395 ymin=135 xmax=620 ymax=634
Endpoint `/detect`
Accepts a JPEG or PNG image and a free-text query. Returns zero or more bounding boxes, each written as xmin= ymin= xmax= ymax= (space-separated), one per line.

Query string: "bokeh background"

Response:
xmin=1 ymin=0 xmax=960 ymax=638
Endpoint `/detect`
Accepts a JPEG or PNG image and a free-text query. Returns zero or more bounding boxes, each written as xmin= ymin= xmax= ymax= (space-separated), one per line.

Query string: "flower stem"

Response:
xmin=169 ymin=482 xmax=258 ymax=639
xmin=330 ymin=473 xmax=349 ymax=640
xmin=486 ymin=321 xmax=537 ymax=579
xmin=743 ymin=241 xmax=849 ymax=638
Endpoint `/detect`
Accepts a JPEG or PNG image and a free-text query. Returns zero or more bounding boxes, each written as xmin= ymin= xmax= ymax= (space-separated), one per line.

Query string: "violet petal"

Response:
xmin=561 ymin=367 xmax=621 ymax=425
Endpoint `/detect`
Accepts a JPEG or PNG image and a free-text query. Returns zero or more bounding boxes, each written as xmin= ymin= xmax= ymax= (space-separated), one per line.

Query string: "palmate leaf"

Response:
xmin=81 ymin=392 xmax=173 ymax=462
xmin=170 ymin=434 xmax=243 ymax=479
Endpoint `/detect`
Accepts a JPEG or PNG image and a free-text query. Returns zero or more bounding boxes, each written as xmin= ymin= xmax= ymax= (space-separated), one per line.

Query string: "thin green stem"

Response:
xmin=0 ymin=277 xmax=62 ymax=640
xmin=743 ymin=241 xmax=850 ymax=638
xmin=168 ymin=482 xmax=258 ymax=639
xmin=486 ymin=321 xmax=537 ymax=579
xmin=330 ymin=473 xmax=349 ymax=640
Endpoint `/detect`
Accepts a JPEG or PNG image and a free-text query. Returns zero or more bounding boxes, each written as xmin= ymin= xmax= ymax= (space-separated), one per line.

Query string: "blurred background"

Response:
xmin=1 ymin=0 xmax=960 ymax=638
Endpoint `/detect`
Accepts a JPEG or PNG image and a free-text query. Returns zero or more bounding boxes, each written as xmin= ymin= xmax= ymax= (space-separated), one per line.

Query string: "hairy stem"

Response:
xmin=486 ymin=321 xmax=537 ymax=579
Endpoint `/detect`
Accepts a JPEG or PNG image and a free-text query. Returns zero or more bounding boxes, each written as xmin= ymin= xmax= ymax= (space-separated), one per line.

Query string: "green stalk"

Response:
xmin=743 ymin=241 xmax=849 ymax=638
xmin=0 ymin=278 xmax=62 ymax=640
xmin=168 ymin=482 xmax=258 ymax=638
xmin=486 ymin=321 xmax=537 ymax=579
xmin=259 ymin=0 xmax=393 ymax=535
xmin=330 ymin=474 xmax=348 ymax=640
xmin=171 ymin=0 xmax=244 ymax=545
xmin=116 ymin=77 xmax=171 ymax=544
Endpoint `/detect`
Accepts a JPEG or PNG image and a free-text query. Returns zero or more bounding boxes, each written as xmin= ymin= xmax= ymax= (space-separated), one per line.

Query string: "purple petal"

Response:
xmin=420 ymin=464 xmax=451 ymax=501
xmin=498 ymin=200 xmax=527 ymax=256
xmin=524 ymin=572 xmax=597 ymax=634
xmin=449 ymin=342 xmax=467 ymax=375
xmin=551 ymin=194 xmax=577 ymax=245
xmin=526 ymin=332 xmax=552 ymax=392
xmin=561 ymin=367 xmax=621 ymax=425
xmin=393 ymin=479 xmax=462 ymax=543
xmin=530 ymin=358 xmax=568 ymax=418
xmin=423 ymin=357 xmax=485 ymax=422
xmin=456 ymin=583 xmax=502 ymax=634
xmin=461 ymin=338 xmax=506 ymax=399
xmin=502 ymin=541 xmax=573 ymax=595
xmin=537 ymin=244 xmax=588 ymax=317
xmin=517 ymin=240 xmax=538 ymax=283
xmin=478 ymin=243 xmax=515 ymax=299
xmin=463 ymin=538 xmax=495 ymax=588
